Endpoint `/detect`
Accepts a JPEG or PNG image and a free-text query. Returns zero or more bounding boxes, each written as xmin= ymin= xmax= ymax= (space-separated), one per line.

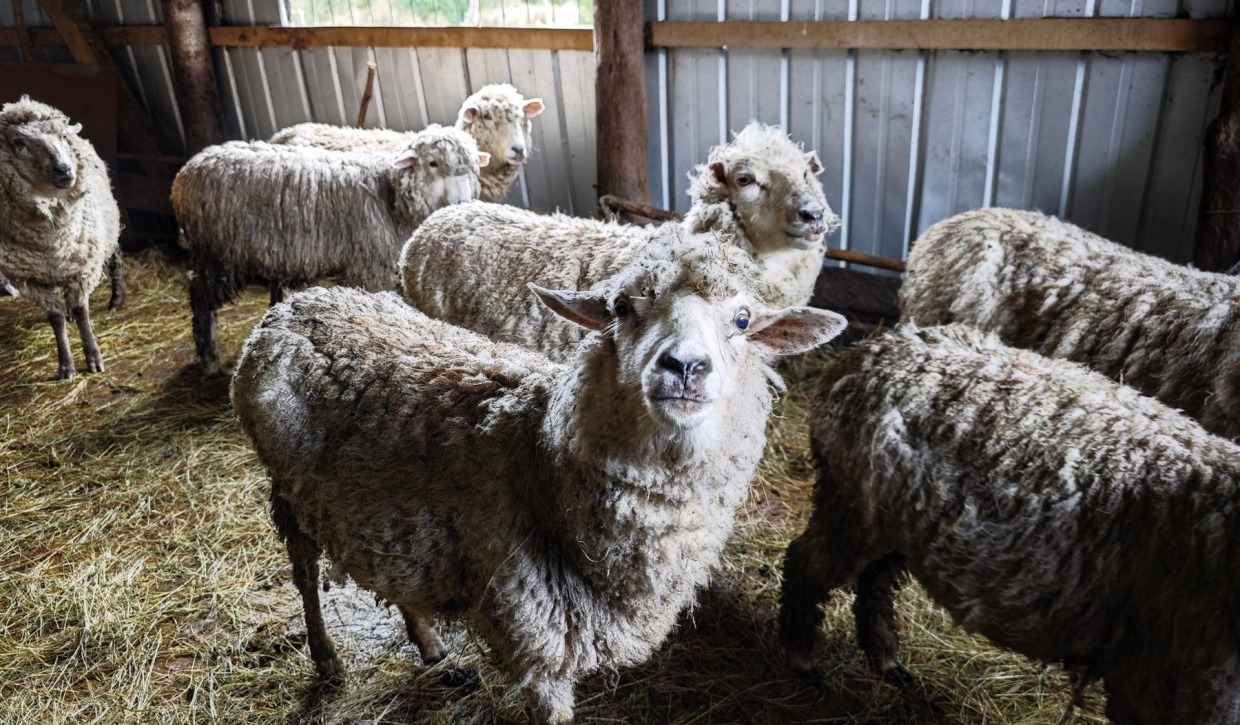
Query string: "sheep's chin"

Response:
xmin=784 ymin=231 xmax=824 ymax=250
xmin=645 ymin=394 xmax=715 ymax=430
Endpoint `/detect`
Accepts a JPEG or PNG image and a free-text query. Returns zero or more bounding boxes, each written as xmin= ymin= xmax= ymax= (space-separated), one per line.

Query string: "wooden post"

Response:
xmin=594 ymin=0 xmax=649 ymax=207
xmin=1196 ymin=17 xmax=1240 ymax=271
xmin=160 ymin=0 xmax=226 ymax=154
xmin=11 ymin=0 xmax=35 ymax=62
xmin=357 ymin=61 xmax=377 ymax=128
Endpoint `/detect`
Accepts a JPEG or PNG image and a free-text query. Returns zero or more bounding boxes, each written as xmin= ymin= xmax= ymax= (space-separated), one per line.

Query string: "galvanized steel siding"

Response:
xmin=650 ymin=0 xmax=1231 ymax=263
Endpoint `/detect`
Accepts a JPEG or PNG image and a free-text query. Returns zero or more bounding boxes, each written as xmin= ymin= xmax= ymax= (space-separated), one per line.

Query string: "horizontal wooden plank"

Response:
xmin=4 ymin=25 xmax=593 ymax=50
xmin=648 ymin=18 xmax=1231 ymax=52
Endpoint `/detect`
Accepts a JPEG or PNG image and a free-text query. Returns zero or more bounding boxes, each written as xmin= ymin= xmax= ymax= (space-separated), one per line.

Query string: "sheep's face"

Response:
xmin=458 ymin=84 xmax=544 ymax=166
xmin=532 ymin=230 xmax=847 ymax=432
xmin=3 ymin=120 xmax=81 ymax=195
xmin=391 ymin=128 xmax=490 ymax=210
xmin=693 ymin=123 xmax=838 ymax=253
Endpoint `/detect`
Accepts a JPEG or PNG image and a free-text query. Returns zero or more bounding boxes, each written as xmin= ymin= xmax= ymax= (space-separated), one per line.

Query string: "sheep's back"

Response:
xmin=172 ymin=143 xmax=402 ymax=289
xmin=811 ymin=323 xmax=1240 ymax=664
xmin=232 ymin=286 xmax=557 ymax=606
xmin=400 ymin=202 xmax=653 ymax=360
xmin=901 ymin=208 xmax=1240 ymax=437
xmin=269 ymin=123 xmax=412 ymax=153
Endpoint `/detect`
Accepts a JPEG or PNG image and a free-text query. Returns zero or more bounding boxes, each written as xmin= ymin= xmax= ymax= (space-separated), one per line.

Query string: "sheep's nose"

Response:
xmin=658 ymin=350 xmax=712 ymax=381
xmin=798 ymin=206 xmax=824 ymax=225
xmin=50 ymin=162 xmax=74 ymax=188
xmin=510 ymin=145 xmax=526 ymax=162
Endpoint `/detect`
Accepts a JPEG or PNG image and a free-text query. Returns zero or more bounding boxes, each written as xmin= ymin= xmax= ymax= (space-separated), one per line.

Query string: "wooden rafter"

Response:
xmin=11 ymin=0 xmax=34 ymax=61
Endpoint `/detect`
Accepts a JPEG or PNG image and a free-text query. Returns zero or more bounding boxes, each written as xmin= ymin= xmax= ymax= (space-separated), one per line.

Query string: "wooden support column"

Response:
xmin=37 ymin=0 xmax=173 ymax=180
xmin=11 ymin=0 xmax=35 ymax=61
xmin=1196 ymin=17 xmax=1240 ymax=271
xmin=594 ymin=0 xmax=649 ymax=207
xmin=160 ymin=0 xmax=225 ymax=153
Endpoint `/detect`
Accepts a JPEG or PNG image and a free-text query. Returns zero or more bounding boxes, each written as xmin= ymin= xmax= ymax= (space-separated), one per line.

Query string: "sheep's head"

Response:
xmin=456 ymin=83 xmax=544 ymax=167
xmin=1 ymin=96 xmax=82 ymax=196
xmin=532 ymin=226 xmax=847 ymax=431
xmin=688 ymin=122 xmax=838 ymax=253
xmin=391 ymin=124 xmax=490 ymax=211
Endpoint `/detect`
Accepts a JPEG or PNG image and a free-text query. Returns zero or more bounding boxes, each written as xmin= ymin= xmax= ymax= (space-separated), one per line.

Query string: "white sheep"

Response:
xmin=900 ymin=207 xmax=1240 ymax=440
xmin=1 ymin=96 xmax=122 ymax=379
xmin=780 ymin=322 xmax=1240 ymax=724
xmin=171 ymin=125 xmax=489 ymax=376
xmin=401 ymin=122 xmax=836 ymax=361
xmin=232 ymin=227 xmax=847 ymax=724
xmin=270 ymin=83 xmax=544 ymax=203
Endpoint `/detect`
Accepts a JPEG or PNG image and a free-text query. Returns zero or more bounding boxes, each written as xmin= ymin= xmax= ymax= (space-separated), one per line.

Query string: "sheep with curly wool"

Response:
xmin=781 ymin=322 xmax=1240 ymax=725
xmin=900 ymin=207 xmax=1240 ymax=440
xmin=270 ymin=83 xmax=544 ymax=203
xmin=172 ymin=124 xmax=489 ymax=375
xmin=232 ymin=227 xmax=847 ymax=724
xmin=401 ymin=122 xmax=836 ymax=361
xmin=0 ymin=96 xmax=123 ymax=379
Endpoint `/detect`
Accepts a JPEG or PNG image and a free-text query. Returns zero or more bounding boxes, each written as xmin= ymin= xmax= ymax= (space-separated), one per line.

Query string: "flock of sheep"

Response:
xmin=3 ymin=83 xmax=1240 ymax=724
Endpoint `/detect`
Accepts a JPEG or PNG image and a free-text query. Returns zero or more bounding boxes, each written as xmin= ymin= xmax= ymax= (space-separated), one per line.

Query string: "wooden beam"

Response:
xmin=11 ymin=0 xmax=35 ymax=62
xmin=1196 ymin=18 xmax=1240 ymax=271
xmin=595 ymin=0 xmax=649 ymax=209
xmin=649 ymin=18 xmax=1230 ymax=52
xmin=160 ymin=0 xmax=226 ymax=154
xmin=209 ymin=25 xmax=593 ymax=49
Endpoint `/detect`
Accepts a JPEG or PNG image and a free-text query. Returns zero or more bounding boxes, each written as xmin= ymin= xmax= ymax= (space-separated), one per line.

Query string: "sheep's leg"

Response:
xmin=286 ymin=529 xmax=344 ymax=678
xmin=71 ymin=300 xmax=104 ymax=374
xmin=107 ymin=252 xmax=125 ymax=310
xmin=854 ymin=554 xmax=912 ymax=687
xmin=0 ymin=271 xmax=18 ymax=297
xmin=190 ymin=274 xmax=224 ymax=377
xmin=397 ymin=605 xmax=447 ymax=665
xmin=779 ymin=518 xmax=863 ymax=682
xmin=47 ymin=311 xmax=76 ymax=380
xmin=524 ymin=676 xmax=575 ymax=725
xmin=269 ymin=282 xmax=283 ymax=307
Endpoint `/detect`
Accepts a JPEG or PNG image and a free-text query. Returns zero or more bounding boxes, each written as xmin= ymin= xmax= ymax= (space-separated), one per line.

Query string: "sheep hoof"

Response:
xmin=440 ymin=665 xmax=479 ymax=689
xmin=790 ymin=659 xmax=826 ymax=685
xmin=314 ymin=655 xmax=345 ymax=681
xmin=420 ymin=644 xmax=448 ymax=666
xmin=882 ymin=663 xmax=914 ymax=689
xmin=58 ymin=365 xmax=76 ymax=381
xmin=86 ymin=354 xmax=104 ymax=374
xmin=108 ymin=294 xmax=125 ymax=311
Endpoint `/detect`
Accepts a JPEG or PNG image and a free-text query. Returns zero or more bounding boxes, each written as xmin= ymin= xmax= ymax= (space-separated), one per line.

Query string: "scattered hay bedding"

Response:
xmin=0 ymin=252 xmax=1105 ymax=724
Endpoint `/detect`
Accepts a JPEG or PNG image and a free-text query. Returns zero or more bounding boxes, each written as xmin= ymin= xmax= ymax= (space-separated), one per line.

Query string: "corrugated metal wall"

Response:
xmin=0 ymin=0 xmax=599 ymax=216
xmin=646 ymin=0 xmax=1229 ymax=264
xmin=2 ymin=0 xmax=1229 ymax=260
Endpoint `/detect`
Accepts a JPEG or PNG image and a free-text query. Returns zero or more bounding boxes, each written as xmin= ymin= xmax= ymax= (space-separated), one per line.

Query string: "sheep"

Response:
xmin=779 ymin=322 xmax=1240 ymax=725
xmin=232 ymin=227 xmax=848 ymax=724
xmin=1 ymin=96 xmax=123 ymax=379
xmin=171 ymin=124 xmax=489 ymax=376
xmin=400 ymin=122 xmax=836 ymax=361
xmin=270 ymin=83 xmax=544 ymax=204
xmin=900 ymin=207 xmax=1240 ymax=440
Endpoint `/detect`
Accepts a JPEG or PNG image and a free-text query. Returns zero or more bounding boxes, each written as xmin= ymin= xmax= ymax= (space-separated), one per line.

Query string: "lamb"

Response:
xmin=171 ymin=124 xmax=489 ymax=376
xmin=1 ymin=96 xmax=123 ymax=379
xmin=232 ymin=227 xmax=847 ymax=723
xmin=900 ymin=207 xmax=1240 ymax=440
xmin=779 ymin=322 xmax=1240 ymax=724
xmin=270 ymin=83 xmax=544 ymax=203
xmin=401 ymin=122 xmax=836 ymax=361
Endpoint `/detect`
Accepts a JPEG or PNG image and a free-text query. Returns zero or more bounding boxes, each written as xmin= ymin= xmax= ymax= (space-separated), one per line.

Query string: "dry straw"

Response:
xmin=0 ymin=253 xmax=1106 ymax=724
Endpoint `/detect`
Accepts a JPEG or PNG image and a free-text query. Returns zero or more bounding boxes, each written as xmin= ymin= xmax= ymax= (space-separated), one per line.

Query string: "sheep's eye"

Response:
xmin=482 ymin=112 xmax=492 ymax=121
xmin=736 ymin=174 xmax=754 ymax=187
xmin=614 ymin=298 xmax=631 ymax=317
xmin=12 ymin=138 xmax=28 ymax=153
xmin=735 ymin=309 xmax=750 ymax=330
xmin=429 ymin=161 xmax=439 ymax=168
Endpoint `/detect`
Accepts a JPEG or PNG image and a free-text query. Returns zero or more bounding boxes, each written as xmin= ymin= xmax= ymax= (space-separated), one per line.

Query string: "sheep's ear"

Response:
xmin=392 ymin=148 xmax=418 ymax=169
xmin=806 ymin=151 xmax=823 ymax=175
xmin=523 ymin=99 xmax=545 ymax=118
xmin=747 ymin=307 xmax=847 ymax=355
xmin=477 ymin=151 xmax=491 ymax=167
xmin=68 ymin=122 xmax=83 ymax=136
xmin=710 ymin=162 xmax=727 ymax=186
xmin=462 ymin=106 xmax=479 ymax=123
xmin=529 ymin=284 xmax=609 ymax=331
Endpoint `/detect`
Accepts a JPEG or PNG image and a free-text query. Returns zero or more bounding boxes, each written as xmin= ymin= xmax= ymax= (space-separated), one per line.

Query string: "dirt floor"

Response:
xmin=0 ymin=252 xmax=1109 ymax=724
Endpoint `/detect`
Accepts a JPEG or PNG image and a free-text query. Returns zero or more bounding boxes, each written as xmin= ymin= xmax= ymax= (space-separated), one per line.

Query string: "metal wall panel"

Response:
xmin=651 ymin=0 xmax=1230 ymax=263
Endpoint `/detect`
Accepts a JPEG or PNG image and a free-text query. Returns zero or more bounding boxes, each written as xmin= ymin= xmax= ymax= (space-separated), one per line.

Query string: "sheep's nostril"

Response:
xmin=798 ymin=208 xmax=824 ymax=224
xmin=658 ymin=351 xmax=712 ymax=380
xmin=510 ymin=146 xmax=526 ymax=161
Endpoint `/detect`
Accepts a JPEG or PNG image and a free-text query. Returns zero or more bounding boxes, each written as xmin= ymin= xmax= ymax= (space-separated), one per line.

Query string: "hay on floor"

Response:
xmin=0 ymin=252 xmax=1107 ymax=724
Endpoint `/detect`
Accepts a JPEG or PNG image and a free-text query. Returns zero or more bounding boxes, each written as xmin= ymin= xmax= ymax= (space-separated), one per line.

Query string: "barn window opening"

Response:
xmin=282 ymin=0 xmax=594 ymax=27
